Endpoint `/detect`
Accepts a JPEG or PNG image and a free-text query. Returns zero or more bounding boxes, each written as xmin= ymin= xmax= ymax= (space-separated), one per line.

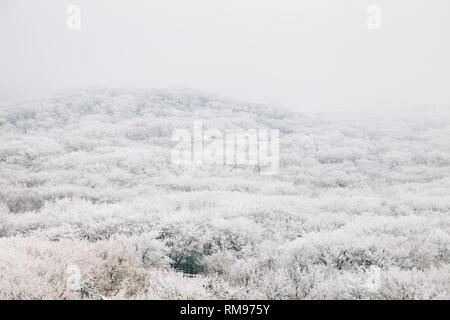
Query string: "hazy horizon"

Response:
xmin=1 ymin=0 xmax=450 ymax=109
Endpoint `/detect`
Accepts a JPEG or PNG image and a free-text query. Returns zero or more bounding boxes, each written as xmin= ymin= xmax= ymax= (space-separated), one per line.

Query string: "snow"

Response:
xmin=0 ymin=88 xmax=449 ymax=299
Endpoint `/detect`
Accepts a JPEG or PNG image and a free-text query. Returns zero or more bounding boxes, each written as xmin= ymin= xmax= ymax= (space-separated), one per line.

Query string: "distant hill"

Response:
xmin=0 ymin=89 xmax=449 ymax=299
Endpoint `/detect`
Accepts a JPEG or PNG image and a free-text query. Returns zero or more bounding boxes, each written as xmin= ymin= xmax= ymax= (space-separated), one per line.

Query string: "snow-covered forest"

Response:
xmin=0 ymin=88 xmax=449 ymax=299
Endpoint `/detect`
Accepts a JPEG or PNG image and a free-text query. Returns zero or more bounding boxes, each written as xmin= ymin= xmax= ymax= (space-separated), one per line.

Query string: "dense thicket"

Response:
xmin=0 ymin=89 xmax=449 ymax=299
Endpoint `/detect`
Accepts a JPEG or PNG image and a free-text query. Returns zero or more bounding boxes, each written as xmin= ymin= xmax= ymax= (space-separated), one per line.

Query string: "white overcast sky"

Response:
xmin=0 ymin=0 xmax=449 ymax=109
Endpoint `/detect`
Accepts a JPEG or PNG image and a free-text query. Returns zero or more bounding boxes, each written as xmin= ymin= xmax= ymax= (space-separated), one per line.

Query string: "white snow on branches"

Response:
xmin=0 ymin=88 xmax=449 ymax=299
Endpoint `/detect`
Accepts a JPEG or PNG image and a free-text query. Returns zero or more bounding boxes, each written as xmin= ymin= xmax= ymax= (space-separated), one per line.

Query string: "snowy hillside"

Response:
xmin=0 ymin=88 xmax=449 ymax=299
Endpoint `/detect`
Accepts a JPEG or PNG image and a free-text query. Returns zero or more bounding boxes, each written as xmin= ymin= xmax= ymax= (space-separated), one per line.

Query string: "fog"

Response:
xmin=1 ymin=0 xmax=449 ymax=109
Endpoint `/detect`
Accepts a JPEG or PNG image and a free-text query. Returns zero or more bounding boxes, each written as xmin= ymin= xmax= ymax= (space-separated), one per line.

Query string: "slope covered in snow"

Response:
xmin=0 ymin=88 xmax=449 ymax=299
